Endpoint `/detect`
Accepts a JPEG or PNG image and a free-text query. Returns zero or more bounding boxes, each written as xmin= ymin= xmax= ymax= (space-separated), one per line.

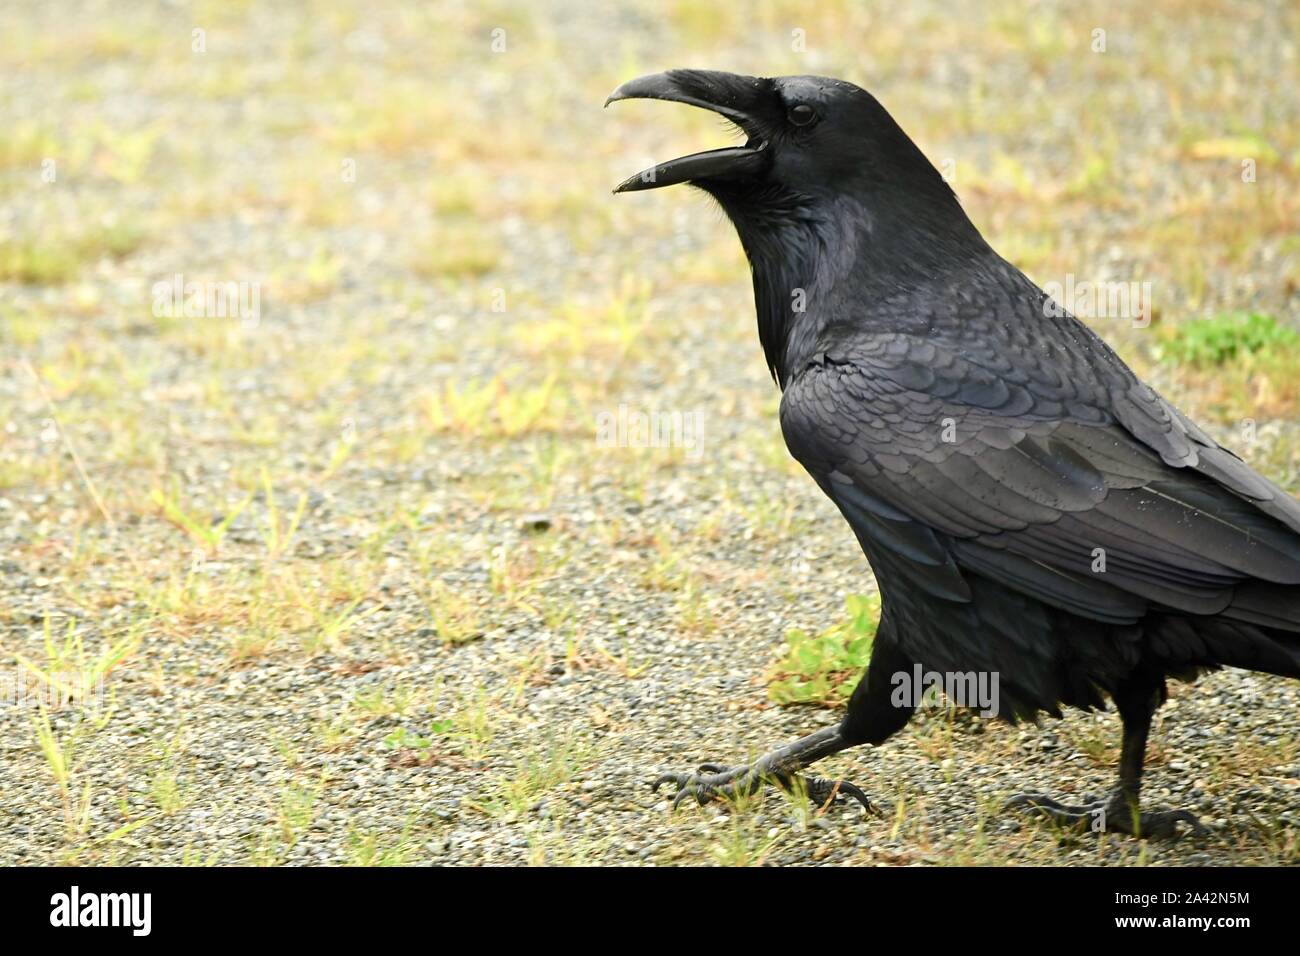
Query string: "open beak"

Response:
xmin=605 ymin=70 xmax=771 ymax=193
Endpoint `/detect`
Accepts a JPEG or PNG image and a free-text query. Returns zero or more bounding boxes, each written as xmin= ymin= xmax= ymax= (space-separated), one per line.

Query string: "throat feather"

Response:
xmin=732 ymin=203 xmax=839 ymax=389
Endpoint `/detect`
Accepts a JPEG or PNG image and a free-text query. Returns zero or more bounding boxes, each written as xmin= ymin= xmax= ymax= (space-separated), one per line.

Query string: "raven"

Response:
xmin=608 ymin=70 xmax=1300 ymax=837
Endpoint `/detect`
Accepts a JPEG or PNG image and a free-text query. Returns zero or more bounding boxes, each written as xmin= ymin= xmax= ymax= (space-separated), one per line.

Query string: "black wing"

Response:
xmin=780 ymin=337 xmax=1300 ymax=663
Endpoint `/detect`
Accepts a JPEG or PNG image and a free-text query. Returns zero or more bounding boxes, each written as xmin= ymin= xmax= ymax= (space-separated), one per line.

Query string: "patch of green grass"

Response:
xmin=709 ymin=808 xmax=783 ymax=866
xmin=346 ymin=825 xmax=417 ymax=866
xmin=473 ymin=736 xmax=586 ymax=819
xmin=352 ymin=681 xmax=420 ymax=720
xmin=1155 ymin=313 xmax=1300 ymax=420
xmin=0 ymin=122 xmax=59 ymax=171
xmin=1158 ymin=312 xmax=1300 ymax=367
xmin=429 ymin=172 xmax=498 ymax=218
xmin=149 ymin=479 xmax=253 ymax=556
xmin=271 ymin=247 xmax=344 ymax=304
xmin=0 ymin=225 xmax=146 ymax=284
xmin=411 ymin=226 xmax=503 ymax=279
xmin=383 ymin=723 xmax=446 ymax=756
xmin=424 ymin=372 xmax=564 ymax=439
xmin=766 ymin=594 xmax=878 ymax=706
xmin=1186 ymin=135 xmax=1280 ymax=164
xmin=248 ymin=774 xmax=328 ymax=864
xmin=514 ymin=275 xmax=651 ymax=362
xmin=423 ymin=580 xmax=484 ymax=644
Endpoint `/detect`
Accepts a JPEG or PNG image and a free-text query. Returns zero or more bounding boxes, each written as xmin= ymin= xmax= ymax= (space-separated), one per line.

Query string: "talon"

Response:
xmin=1141 ymin=809 xmax=1208 ymax=839
xmin=1005 ymin=790 xmax=1206 ymax=840
xmin=804 ymin=775 xmax=872 ymax=812
xmin=829 ymin=778 xmax=872 ymax=811
xmin=651 ymin=772 xmax=687 ymax=793
xmin=653 ymin=757 xmax=874 ymax=816
xmin=671 ymin=784 xmax=710 ymax=811
xmin=1004 ymin=793 xmax=1078 ymax=814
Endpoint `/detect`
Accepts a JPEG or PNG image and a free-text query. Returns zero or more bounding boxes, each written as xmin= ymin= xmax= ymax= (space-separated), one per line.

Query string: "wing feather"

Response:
xmin=781 ymin=350 xmax=1300 ymax=632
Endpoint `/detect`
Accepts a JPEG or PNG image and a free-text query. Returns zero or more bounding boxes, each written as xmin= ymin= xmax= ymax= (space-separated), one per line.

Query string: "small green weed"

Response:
xmin=767 ymin=594 xmax=878 ymax=706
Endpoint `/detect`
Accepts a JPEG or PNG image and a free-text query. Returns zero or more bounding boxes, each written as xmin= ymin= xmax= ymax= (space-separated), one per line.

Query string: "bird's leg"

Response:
xmin=653 ymin=634 xmax=915 ymax=812
xmin=652 ymin=725 xmax=870 ymax=810
xmin=1007 ymin=674 xmax=1206 ymax=838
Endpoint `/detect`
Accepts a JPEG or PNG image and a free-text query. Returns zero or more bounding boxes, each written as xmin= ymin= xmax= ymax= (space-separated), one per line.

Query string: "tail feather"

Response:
xmin=1223 ymin=581 xmax=1300 ymax=633
xmin=1152 ymin=614 xmax=1300 ymax=680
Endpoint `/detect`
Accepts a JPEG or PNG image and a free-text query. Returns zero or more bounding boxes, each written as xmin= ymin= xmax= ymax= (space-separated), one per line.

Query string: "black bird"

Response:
xmin=608 ymin=70 xmax=1300 ymax=837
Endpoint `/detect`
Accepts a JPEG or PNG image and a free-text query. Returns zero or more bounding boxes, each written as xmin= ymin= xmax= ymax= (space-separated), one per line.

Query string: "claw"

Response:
xmin=1140 ymin=809 xmax=1208 ymax=839
xmin=652 ymin=760 xmax=872 ymax=814
xmin=672 ymin=784 xmax=711 ymax=811
xmin=651 ymin=772 xmax=688 ymax=793
xmin=805 ymin=775 xmax=872 ymax=811
xmin=1005 ymin=790 xmax=1206 ymax=839
xmin=1004 ymin=792 xmax=1086 ymax=815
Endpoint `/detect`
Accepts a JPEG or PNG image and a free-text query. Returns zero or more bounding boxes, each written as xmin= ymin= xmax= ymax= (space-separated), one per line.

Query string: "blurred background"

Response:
xmin=0 ymin=0 xmax=1296 ymax=865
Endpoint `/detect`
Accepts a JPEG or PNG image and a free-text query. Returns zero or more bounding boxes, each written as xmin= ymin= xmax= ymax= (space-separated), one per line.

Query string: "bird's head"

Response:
xmin=607 ymin=69 xmax=986 ymax=386
xmin=606 ymin=69 xmax=960 ymax=218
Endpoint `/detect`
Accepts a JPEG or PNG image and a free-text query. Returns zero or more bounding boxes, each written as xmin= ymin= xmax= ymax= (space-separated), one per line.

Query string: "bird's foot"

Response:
xmin=1005 ymin=791 xmax=1206 ymax=839
xmin=652 ymin=761 xmax=871 ymax=813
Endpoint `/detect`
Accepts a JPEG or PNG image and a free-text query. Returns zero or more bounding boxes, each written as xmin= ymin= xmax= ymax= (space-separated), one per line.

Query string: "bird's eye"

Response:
xmin=787 ymin=104 xmax=818 ymax=127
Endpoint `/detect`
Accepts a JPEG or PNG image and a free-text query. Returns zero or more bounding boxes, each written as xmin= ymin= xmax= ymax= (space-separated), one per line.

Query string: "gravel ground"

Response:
xmin=0 ymin=0 xmax=1297 ymax=865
